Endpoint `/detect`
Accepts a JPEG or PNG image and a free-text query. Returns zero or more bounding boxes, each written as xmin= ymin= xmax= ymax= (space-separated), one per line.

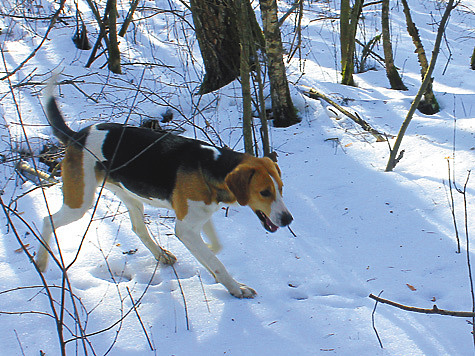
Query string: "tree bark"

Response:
xmin=107 ymin=0 xmax=122 ymax=74
xmin=190 ymin=0 xmax=263 ymax=94
xmin=401 ymin=0 xmax=439 ymax=114
xmin=340 ymin=0 xmax=350 ymax=69
xmin=119 ymin=0 xmax=140 ymax=37
xmin=381 ymin=0 xmax=407 ymax=90
xmin=340 ymin=0 xmax=363 ymax=86
xmin=238 ymin=0 xmax=253 ymax=154
xmin=259 ymin=0 xmax=300 ymax=127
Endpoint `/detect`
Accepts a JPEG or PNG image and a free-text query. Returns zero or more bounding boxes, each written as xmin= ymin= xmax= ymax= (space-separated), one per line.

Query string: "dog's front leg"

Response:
xmin=175 ymin=219 xmax=256 ymax=298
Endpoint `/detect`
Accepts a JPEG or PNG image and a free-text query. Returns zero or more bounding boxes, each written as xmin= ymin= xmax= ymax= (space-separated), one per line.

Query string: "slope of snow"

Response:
xmin=1 ymin=0 xmax=475 ymax=355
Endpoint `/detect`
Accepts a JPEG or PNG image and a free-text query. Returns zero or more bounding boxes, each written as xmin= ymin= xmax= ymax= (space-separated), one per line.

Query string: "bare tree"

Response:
xmin=238 ymin=0 xmax=253 ymax=153
xmin=107 ymin=0 xmax=122 ymax=74
xmin=386 ymin=0 xmax=456 ymax=172
xmin=401 ymin=0 xmax=439 ymax=114
xmin=259 ymin=0 xmax=300 ymax=127
xmin=381 ymin=0 xmax=407 ymax=90
xmin=190 ymin=0 xmax=263 ymax=94
xmin=340 ymin=0 xmax=363 ymax=86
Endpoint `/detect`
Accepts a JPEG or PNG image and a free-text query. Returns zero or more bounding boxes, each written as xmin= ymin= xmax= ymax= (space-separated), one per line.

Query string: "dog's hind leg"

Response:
xmin=111 ymin=187 xmax=176 ymax=265
xmin=36 ymin=146 xmax=99 ymax=271
xmin=37 ymin=205 xmax=93 ymax=271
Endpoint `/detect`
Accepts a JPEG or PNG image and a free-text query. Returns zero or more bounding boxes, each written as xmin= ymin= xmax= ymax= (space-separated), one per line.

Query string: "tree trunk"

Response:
xmin=252 ymin=57 xmax=271 ymax=156
xmin=340 ymin=0 xmax=363 ymax=86
xmin=107 ymin=0 xmax=122 ymax=74
xmin=190 ymin=0 xmax=263 ymax=94
xmin=340 ymin=0 xmax=350 ymax=74
xmin=238 ymin=0 xmax=253 ymax=154
xmin=381 ymin=0 xmax=407 ymax=90
xmin=119 ymin=0 xmax=140 ymax=37
xmin=386 ymin=0 xmax=455 ymax=171
xmin=401 ymin=0 xmax=439 ymax=114
xmin=471 ymin=45 xmax=475 ymax=70
xmin=259 ymin=0 xmax=300 ymax=127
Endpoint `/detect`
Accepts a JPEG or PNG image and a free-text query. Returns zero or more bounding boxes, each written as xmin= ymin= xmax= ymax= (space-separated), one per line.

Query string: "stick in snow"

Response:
xmin=300 ymin=86 xmax=387 ymax=142
xmin=369 ymin=293 xmax=475 ymax=317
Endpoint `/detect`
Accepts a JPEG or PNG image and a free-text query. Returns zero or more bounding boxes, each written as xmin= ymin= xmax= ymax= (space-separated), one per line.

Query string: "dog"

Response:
xmin=36 ymin=88 xmax=293 ymax=298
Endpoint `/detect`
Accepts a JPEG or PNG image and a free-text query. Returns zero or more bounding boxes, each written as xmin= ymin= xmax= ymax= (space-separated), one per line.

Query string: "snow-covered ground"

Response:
xmin=1 ymin=0 xmax=475 ymax=354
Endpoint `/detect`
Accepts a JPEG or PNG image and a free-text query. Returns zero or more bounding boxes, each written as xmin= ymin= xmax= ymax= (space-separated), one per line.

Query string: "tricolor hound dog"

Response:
xmin=36 ymin=90 xmax=293 ymax=298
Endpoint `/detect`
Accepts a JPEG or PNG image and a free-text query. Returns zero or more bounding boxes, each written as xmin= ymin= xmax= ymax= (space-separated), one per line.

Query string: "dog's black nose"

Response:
xmin=280 ymin=212 xmax=293 ymax=227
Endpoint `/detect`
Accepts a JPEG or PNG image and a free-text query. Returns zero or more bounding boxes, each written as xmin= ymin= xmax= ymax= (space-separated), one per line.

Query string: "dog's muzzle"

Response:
xmin=256 ymin=210 xmax=293 ymax=233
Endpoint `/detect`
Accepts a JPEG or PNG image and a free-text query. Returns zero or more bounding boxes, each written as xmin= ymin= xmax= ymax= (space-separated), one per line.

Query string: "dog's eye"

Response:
xmin=260 ymin=189 xmax=272 ymax=198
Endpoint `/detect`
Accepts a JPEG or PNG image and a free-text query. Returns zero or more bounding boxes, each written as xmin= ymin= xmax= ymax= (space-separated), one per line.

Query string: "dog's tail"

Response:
xmin=44 ymin=79 xmax=77 ymax=144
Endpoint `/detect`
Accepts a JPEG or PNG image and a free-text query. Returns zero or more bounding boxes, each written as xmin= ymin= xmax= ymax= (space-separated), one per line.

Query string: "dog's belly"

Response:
xmin=106 ymin=182 xmax=174 ymax=210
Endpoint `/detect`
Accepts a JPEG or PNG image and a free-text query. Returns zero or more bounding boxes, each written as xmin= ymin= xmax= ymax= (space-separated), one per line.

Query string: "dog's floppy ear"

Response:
xmin=262 ymin=156 xmax=282 ymax=177
xmin=225 ymin=165 xmax=255 ymax=205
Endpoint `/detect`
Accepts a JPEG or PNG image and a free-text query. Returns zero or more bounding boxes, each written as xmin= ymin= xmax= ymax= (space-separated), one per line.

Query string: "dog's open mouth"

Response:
xmin=256 ymin=210 xmax=279 ymax=233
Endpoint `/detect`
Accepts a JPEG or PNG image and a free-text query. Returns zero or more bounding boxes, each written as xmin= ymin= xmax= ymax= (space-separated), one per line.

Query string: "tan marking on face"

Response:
xmin=61 ymin=145 xmax=85 ymax=209
xmin=225 ymin=155 xmax=284 ymax=217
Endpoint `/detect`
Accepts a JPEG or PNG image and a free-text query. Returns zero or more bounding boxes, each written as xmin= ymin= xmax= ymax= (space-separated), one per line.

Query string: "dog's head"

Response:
xmin=225 ymin=156 xmax=293 ymax=232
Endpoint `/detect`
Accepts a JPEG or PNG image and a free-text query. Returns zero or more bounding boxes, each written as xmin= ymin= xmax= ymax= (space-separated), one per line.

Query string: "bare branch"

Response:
xmin=369 ymin=293 xmax=475 ymax=317
xmin=300 ymin=86 xmax=387 ymax=142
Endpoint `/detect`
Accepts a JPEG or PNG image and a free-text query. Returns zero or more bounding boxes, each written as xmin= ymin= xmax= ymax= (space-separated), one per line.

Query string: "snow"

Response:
xmin=1 ymin=0 xmax=475 ymax=355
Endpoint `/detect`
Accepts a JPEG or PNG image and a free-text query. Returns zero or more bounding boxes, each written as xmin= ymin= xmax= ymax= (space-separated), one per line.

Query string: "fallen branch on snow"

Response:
xmin=299 ymin=86 xmax=387 ymax=142
xmin=369 ymin=293 xmax=475 ymax=317
xmin=16 ymin=160 xmax=58 ymax=185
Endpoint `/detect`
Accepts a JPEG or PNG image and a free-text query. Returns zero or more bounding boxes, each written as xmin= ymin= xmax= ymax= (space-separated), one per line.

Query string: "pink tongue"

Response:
xmin=265 ymin=216 xmax=278 ymax=232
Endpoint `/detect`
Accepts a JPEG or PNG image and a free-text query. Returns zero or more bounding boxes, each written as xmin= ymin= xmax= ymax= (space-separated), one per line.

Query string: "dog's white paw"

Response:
xmin=159 ymin=249 xmax=177 ymax=265
xmin=231 ymin=283 xmax=257 ymax=299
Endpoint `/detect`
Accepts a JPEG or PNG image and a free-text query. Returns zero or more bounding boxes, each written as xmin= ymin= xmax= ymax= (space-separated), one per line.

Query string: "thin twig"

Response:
xmin=14 ymin=329 xmax=26 ymax=356
xmin=446 ymin=159 xmax=461 ymax=253
xmin=288 ymin=226 xmax=297 ymax=237
xmin=369 ymin=293 xmax=475 ymax=317
xmin=371 ymin=291 xmax=384 ymax=348
xmin=278 ymin=0 xmax=302 ymax=27
xmin=197 ymin=271 xmax=211 ymax=313
xmin=461 ymin=171 xmax=475 ymax=346
xmin=171 ymin=265 xmax=190 ymax=331
xmin=126 ymin=287 xmax=155 ymax=351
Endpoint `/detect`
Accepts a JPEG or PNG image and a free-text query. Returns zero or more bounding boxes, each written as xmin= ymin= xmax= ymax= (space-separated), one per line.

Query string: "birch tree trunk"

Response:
xmin=401 ymin=0 xmax=439 ymax=114
xmin=259 ymin=0 xmax=299 ymax=127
